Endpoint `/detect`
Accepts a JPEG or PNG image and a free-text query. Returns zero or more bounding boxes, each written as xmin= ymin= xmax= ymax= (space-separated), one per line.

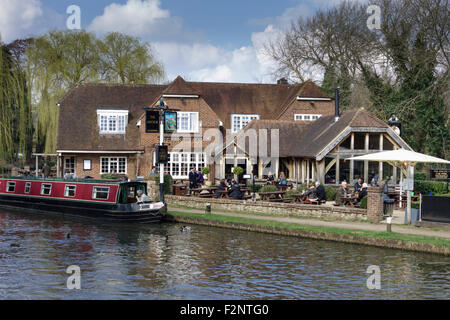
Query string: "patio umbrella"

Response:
xmin=347 ymin=150 xmax=450 ymax=224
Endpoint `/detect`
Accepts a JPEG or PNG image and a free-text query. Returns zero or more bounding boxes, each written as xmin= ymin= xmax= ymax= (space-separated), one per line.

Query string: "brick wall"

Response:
xmin=166 ymin=195 xmax=367 ymax=221
xmin=367 ymin=187 xmax=383 ymax=222
xmin=62 ymin=154 xmax=137 ymax=179
xmin=137 ymin=96 xmax=222 ymax=176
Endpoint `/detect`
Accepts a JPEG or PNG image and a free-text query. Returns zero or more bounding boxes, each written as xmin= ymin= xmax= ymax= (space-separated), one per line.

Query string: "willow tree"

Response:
xmin=25 ymin=30 xmax=165 ymax=153
xmin=98 ymin=32 xmax=165 ymax=84
xmin=0 ymin=38 xmax=32 ymax=165
xmin=26 ymin=30 xmax=99 ymax=153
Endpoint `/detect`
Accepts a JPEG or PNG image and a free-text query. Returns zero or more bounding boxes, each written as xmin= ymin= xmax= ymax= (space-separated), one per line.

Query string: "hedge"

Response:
xmin=325 ymin=186 xmax=337 ymax=201
xmin=414 ymin=180 xmax=447 ymax=195
xmin=260 ymin=185 xmax=277 ymax=193
xmin=149 ymin=174 xmax=174 ymax=195
xmin=360 ymin=195 xmax=367 ymax=209
xmin=414 ymin=172 xmax=427 ymax=181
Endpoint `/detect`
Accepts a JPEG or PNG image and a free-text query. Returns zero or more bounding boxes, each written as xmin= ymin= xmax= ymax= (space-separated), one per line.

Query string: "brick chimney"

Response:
xmin=277 ymin=78 xmax=288 ymax=85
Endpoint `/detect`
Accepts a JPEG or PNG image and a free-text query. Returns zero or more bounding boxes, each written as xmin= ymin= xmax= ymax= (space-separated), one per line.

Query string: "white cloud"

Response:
xmin=88 ymin=0 xmax=203 ymax=43
xmin=0 ymin=0 xmax=64 ymax=43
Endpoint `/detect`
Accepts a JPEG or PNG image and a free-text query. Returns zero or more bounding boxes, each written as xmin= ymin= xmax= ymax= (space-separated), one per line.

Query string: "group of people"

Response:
xmin=265 ymin=172 xmax=288 ymax=188
xmin=215 ymin=179 xmax=243 ymax=199
xmin=300 ymin=181 xmax=327 ymax=202
xmin=334 ymin=178 xmax=368 ymax=206
xmin=188 ymin=168 xmax=205 ymax=191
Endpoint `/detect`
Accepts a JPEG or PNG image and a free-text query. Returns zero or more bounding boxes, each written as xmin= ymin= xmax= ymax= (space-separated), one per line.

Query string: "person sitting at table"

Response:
xmin=189 ymin=168 xmax=198 ymax=193
xmin=356 ymin=183 xmax=368 ymax=203
xmin=228 ymin=179 xmax=243 ymax=199
xmin=266 ymin=171 xmax=275 ymax=185
xmin=334 ymin=181 xmax=349 ymax=206
xmin=215 ymin=179 xmax=228 ymax=198
xmin=276 ymin=172 xmax=288 ymax=188
xmin=354 ymin=178 xmax=363 ymax=194
xmin=315 ymin=181 xmax=327 ymax=202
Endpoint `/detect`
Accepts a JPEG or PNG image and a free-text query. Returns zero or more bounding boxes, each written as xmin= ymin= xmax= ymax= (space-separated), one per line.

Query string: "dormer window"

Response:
xmin=97 ymin=109 xmax=129 ymax=134
xmin=231 ymin=114 xmax=260 ymax=133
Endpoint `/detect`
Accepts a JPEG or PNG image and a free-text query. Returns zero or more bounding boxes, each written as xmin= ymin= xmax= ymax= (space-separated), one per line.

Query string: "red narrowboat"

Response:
xmin=0 ymin=177 xmax=166 ymax=223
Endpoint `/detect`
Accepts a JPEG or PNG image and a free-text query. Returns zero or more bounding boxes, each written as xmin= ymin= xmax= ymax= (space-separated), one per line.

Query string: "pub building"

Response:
xmin=55 ymin=76 xmax=411 ymax=186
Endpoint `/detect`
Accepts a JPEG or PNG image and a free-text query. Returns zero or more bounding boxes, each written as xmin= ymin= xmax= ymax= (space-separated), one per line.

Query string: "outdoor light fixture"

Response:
xmin=388 ymin=114 xmax=402 ymax=136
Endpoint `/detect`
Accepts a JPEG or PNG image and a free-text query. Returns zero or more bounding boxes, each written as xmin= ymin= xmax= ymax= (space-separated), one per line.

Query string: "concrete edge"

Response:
xmin=165 ymin=214 xmax=450 ymax=256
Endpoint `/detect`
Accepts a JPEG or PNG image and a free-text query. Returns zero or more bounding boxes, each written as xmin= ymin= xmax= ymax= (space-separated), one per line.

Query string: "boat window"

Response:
xmin=6 ymin=181 xmax=16 ymax=192
xmin=64 ymin=185 xmax=76 ymax=197
xmin=25 ymin=182 xmax=31 ymax=194
xmin=93 ymin=186 xmax=110 ymax=200
xmin=41 ymin=184 xmax=52 ymax=195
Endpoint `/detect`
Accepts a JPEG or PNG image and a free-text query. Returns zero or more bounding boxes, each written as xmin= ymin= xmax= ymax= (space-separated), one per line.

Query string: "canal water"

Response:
xmin=0 ymin=209 xmax=449 ymax=300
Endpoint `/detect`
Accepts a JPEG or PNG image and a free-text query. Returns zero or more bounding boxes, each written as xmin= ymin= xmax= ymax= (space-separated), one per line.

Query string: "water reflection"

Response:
xmin=0 ymin=209 xmax=449 ymax=300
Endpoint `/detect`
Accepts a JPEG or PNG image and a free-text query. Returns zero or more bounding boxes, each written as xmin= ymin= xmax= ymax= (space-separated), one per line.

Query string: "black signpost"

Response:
xmin=144 ymin=99 xmax=179 ymax=203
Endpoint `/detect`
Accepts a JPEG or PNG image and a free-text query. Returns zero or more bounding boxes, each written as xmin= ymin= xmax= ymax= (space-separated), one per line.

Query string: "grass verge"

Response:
xmin=168 ymin=210 xmax=450 ymax=248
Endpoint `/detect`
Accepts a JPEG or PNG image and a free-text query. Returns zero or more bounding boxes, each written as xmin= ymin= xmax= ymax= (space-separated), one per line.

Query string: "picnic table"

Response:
xmin=259 ymin=191 xmax=287 ymax=202
xmin=340 ymin=195 xmax=359 ymax=207
xmin=190 ymin=187 xmax=218 ymax=198
xmin=216 ymin=188 xmax=252 ymax=199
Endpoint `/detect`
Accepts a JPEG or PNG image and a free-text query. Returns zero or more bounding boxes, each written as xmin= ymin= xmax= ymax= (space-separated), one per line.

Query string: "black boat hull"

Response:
xmin=0 ymin=195 xmax=165 ymax=224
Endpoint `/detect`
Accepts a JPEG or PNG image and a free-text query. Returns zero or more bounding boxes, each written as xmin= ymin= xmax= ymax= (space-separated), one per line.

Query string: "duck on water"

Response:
xmin=0 ymin=177 xmax=166 ymax=223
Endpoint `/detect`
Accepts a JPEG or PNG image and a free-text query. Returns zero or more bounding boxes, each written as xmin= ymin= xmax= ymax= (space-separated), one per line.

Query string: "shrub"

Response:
xmin=360 ymin=195 xmax=367 ymax=209
xmin=101 ymin=173 xmax=118 ymax=179
xmin=414 ymin=180 xmax=447 ymax=195
xmin=250 ymin=184 xmax=263 ymax=193
xmin=152 ymin=174 xmax=173 ymax=195
xmin=260 ymin=185 xmax=277 ymax=193
xmin=325 ymin=186 xmax=337 ymax=201
xmin=233 ymin=166 xmax=244 ymax=176
xmin=201 ymin=167 xmax=210 ymax=175
xmin=411 ymin=201 xmax=420 ymax=209
xmin=414 ymin=172 xmax=427 ymax=181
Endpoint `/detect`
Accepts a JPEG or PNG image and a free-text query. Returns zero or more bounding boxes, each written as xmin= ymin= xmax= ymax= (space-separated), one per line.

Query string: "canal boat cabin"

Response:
xmin=0 ymin=177 xmax=165 ymax=223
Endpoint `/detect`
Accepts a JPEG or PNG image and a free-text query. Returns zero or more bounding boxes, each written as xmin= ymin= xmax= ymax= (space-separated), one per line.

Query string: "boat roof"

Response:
xmin=0 ymin=176 xmax=146 ymax=185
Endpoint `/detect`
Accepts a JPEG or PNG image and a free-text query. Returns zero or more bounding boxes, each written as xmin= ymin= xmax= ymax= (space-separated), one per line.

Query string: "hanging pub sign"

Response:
xmin=430 ymin=168 xmax=450 ymax=182
xmin=145 ymin=110 xmax=159 ymax=133
xmin=156 ymin=145 xmax=169 ymax=164
xmin=164 ymin=111 xmax=177 ymax=133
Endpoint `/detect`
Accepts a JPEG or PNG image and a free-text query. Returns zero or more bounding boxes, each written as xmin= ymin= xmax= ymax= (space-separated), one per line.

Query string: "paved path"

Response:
xmin=168 ymin=206 xmax=450 ymax=240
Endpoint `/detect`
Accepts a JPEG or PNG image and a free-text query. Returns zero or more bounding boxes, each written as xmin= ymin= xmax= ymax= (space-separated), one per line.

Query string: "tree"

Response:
xmin=267 ymin=0 xmax=449 ymax=157
xmin=98 ymin=32 xmax=164 ymax=84
xmin=0 ymin=37 xmax=33 ymax=165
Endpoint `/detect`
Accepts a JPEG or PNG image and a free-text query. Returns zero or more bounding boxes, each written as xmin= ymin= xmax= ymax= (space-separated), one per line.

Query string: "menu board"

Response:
xmin=430 ymin=169 xmax=450 ymax=181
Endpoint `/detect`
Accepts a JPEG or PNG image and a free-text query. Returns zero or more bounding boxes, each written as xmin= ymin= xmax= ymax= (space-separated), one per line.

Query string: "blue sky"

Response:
xmin=0 ymin=0 xmax=342 ymax=82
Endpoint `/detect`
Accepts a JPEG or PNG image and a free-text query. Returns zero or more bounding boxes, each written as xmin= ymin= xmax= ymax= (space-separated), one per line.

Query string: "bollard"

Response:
xmin=386 ymin=217 xmax=392 ymax=232
xmin=205 ymin=203 xmax=211 ymax=214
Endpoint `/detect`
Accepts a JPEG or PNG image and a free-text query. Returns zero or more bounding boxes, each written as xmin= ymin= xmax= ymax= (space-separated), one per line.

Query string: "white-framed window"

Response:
xmin=92 ymin=186 xmax=110 ymax=200
xmin=25 ymin=182 xmax=31 ymax=194
xmin=6 ymin=181 xmax=16 ymax=193
xmin=231 ymin=114 xmax=260 ymax=133
xmin=97 ymin=110 xmax=129 ymax=134
xmin=64 ymin=185 xmax=76 ymax=197
xmin=100 ymin=157 xmax=127 ymax=174
xmin=177 ymin=112 xmax=199 ymax=133
xmin=294 ymin=114 xmax=322 ymax=121
xmin=161 ymin=152 xmax=205 ymax=179
xmin=40 ymin=184 xmax=52 ymax=196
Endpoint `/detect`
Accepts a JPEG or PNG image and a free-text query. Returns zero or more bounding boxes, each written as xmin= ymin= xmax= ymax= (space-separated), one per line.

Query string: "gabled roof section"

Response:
xmin=57 ymin=83 xmax=166 ymax=151
xmin=163 ymin=75 xmax=200 ymax=96
xmin=188 ymin=81 xmax=303 ymax=128
xmin=277 ymin=80 xmax=333 ymax=119
xmin=348 ymin=108 xmax=389 ymax=128
xmin=236 ymin=119 xmax=312 ymax=158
